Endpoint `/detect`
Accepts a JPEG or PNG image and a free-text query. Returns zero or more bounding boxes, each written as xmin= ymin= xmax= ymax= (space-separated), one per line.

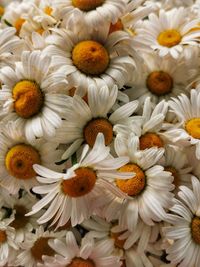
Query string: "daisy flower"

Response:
xmin=0 ymin=121 xmax=64 ymax=194
xmin=163 ymin=176 xmax=200 ymax=267
xmin=27 ymin=133 xmax=132 ymax=227
xmin=15 ymin=226 xmax=65 ymax=267
xmin=135 ymin=7 xmax=200 ymax=58
xmin=0 ymin=50 xmax=70 ymax=143
xmin=43 ymin=19 xmax=137 ymax=91
xmin=42 ymin=231 xmax=121 ymax=267
xmin=105 ymin=134 xmax=174 ymax=230
xmin=55 ymin=84 xmax=139 ymax=160
xmin=164 ymin=90 xmax=200 ymax=160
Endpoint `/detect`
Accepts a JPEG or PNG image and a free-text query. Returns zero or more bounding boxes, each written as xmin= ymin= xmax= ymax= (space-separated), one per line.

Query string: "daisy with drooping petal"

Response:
xmin=135 ymin=7 xmax=200 ymax=58
xmin=0 ymin=50 xmax=70 ymax=143
xmin=27 ymin=133 xmax=133 ymax=227
xmin=43 ymin=231 xmax=121 ymax=267
xmin=163 ymin=176 xmax=200 ymax=267
xmin=0 ymin=121 xmax=64 ymax=194
xmin=55 ymin=84 xmax=139 ymax=160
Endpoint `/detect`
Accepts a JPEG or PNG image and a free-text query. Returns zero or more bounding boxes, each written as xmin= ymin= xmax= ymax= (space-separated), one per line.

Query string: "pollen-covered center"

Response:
xmin=12 ymin=80 xmax=43 ymax=118
xmin=44 ymin=6 xmax=53 ymax=16
xmin=157 ymin=29 xmax=182 ymax=47
xmin=14 ymin=18 xmax=26 ymax=35
xmin=164 ymin=166 xmax=180 ymax=188
xmin=116 ymin=164 xmax=146 ymax=196
xmin=109 ymin=19 xmax=124 ymax=34
xmin=185 ymin=118 xmax=200 ymax=139
xmin=72 ymin=40 xmax=109 ymax=76
xmin=84 ymin=118 xmax=113 ymax=147
xmin=0 ymin=6 xmax=4 ymax=17
xmin=111 ymin=231 xmax=126 ymax=249
xmin=139 ymin=132 xmax=164 ymax=150
xmin=61 ymin=167 xmax=97 ymax=197
xmin=191 ymin=216 xmax=200 ymax=245
xmin=0 ymin=230 xmax=7 ymax=243
xmin=5 ymin=144 xmax=41 ymax=180
xmin=68 ymin=257 xmax=96 ymax=267
xmin=146 ymin=71 xmax=173 ymax=96
xmin=31 ymin=237 xmax=54 ymax=262
xmin=72 ymin=0 xmax=104 ymax=11
xmin=10 ymin=205 xmax=29 ymax=229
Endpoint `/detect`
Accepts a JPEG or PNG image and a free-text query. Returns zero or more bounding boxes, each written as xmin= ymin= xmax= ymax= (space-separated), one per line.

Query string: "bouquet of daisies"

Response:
xmin=0 ymin=0 xmax=200 ymax=266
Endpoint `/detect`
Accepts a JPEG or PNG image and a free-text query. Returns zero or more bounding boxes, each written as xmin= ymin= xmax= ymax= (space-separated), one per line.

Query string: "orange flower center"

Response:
xmin=72 ymin=40 xmax=109 ymax=75
xmin=110 ymin=231 xmax=126 ymax=249
xmin=31 ymin=237 xmax=54 ymax=262
xmin=146 ymin=71 xmax=173 ymax=96
xmin=44 ymin=6 xmax=53 ymax=16
xmin=185 ymin=118 xmax=200 ymax=139
xmin=68 ymin=258 xmax=96 ymax=267
xmin=13 ymin=80 xmax=43 ymax=118
xmin=164 ymin=166 xmax=180 ymax=188
xmin=191 ymin=217 xmax=200 ymax=245
xmin=83 ymin=118 xmax=113 ymax=147
xmin=109 ymin=19 xmax=124 ymax=34
xmin=157 ymin=29 xmax=181 ymax=47
xmin=0 ymin=6 xmax=4 ymax=17
xmin=5 ymin=144 xmax=41 ymax=180
xmin=72 ymin=0 xmax=104 ymax=11
xmin=61 ymin=167 xmax=96 ymax=197
xmin=139 ymin=132 xmax=164 ymax=150
xmin=14 ymin=18 xmax=26 ymax=35
xmin=0 ymin=230 xmax=7 ymax=243
xmin=116 ymin=164 xmax=145 ymax=196
xmin=10 ymin=205 xmax=29 ymax=229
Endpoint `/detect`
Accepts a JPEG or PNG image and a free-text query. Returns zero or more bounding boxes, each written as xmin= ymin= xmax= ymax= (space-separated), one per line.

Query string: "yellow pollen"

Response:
xmin=44 ymin=6 xmax=53 ymax=16
xmin=116 ymin=164 xmax=145 ymax=196
xmin=109 ymin=19 xmax=124 ymax=34
xmin=0 ymin=230 xmax=7 ymax=244
xmin=61 ymin=167 xmax=96 ymax=197
xmin=139 ymin=132 xmax=164 ymax=150
xmin=10 ymin=205 xmax=29 ymax=229
xmin=72 ymin=0 xmax=104 ymax=11
xmin=14 ymin=18 xmax=26 ymax=35
xmin=69 ymin=87 xmax=88 ymax=103
xmin=164 ymin=166 xmax=180 ymax=188
xmin=72 ymin=40 xmax=109 ymax=76
xmin=191 ymin=216 xmax=200 ymax=245
xmin=146 ymin=71 xmax=173 ymax=96
xmin=83 ymin=118 xmax=113 ymax=147
xmin=31 ymin=237 xmax=54 ymax=262
xmin=36 ymin=28 xmax=45 ymax=35
xmin=110 ymin=231 xmax=126 ymax=249
xmin=5 ymin=144 xmax=41 ymax=180
xmin=68 ymin=258 xmax=96 ymax=267
xmin=185 ymin=118 xmax=200 ymax=139
xmin=0 ymin=6 xmax=4 ymax=17
xmin=157 ymin=29 xmax=181 ymax=48
xmin=12 ymin=80 xmax=43 ymax=118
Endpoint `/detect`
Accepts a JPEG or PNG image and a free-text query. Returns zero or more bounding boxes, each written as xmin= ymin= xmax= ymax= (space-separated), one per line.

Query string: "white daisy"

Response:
xmin=43 ymin=19 xmax=137 ymax=91
xmin=164 ymin=90 xmax=200 ymax=160
xmin=0 ymin=121 xmax=64 ymax=194
xmin=42 ymin=231 xmax=122 ymax=267
xmin=55 ymin=84 xmax=139 ymax=160
xmin=15 ymin=226 xmax=65 ymax=267
xmin=26 ymin=133 xmax=132 ymax=227
xmin=135 ymin=7 xmax=200 ymax=59
xmin=163 ymin=176 xmax=200 ymax=267
xmin=0 ymin=50 xmax=70 ymax=143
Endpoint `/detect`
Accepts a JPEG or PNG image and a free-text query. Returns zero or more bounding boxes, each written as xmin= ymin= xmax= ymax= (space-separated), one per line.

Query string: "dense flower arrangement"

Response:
xmin=1 ymin=0 xmax=200 ymax=266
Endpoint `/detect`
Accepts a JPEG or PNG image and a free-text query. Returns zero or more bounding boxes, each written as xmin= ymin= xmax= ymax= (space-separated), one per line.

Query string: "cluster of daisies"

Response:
xmin=1 ymin=0 xmax=200 ymax=266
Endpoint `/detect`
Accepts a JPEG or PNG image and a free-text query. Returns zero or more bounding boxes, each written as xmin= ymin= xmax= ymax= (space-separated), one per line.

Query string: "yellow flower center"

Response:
xmin=12 ymin=80 xmax=43 ymax=118
xmin=14 ymin=18 xmax=26 ymax=35
xmin=0 ymin=230 xmax=7 ymax=244
xmin=139 ymin=132 xmax=164 ymax=150
xmin=72 ymin=0 xmax=104 ymax=11
xmin=109 ymin=19 xmax=124 ymax=34
xmin=44 ymin=6 xmax=53 ymax=16
xmin=185 ymin=118 xmax=200 ymax=139
xmin=83 ymin=118 xmax=113 ymax=147
xmin=61 ymin=167 xmax=96 ymax=197
xmin=10 ymin=205 xmax=29 ymax=229
xmin=191 ymin=216 xmax=200 ymax=245
xmin=116 ymin=164 xmax=146 ymax=196
xmin=157 ymin=29 xmax=182 ymax=48
xmin=164 ymin=166 xmax=180 ymax=188
xmin=68 ymin=258 xmax=96 ymax=267
xmin=5 ymin=144 xmax=41 ymax=180
xmin=0 ymin=6 xmax=4 ymax=17
xmin=72 ymin=40 xmax=109 ymax=76
xmin=146 ymin=71 xmax=173 ymax=96
xmin=31 ymin=237 xmax=55 ymax=262
xmin=110 ymin=231 xmax=126 ymax=249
